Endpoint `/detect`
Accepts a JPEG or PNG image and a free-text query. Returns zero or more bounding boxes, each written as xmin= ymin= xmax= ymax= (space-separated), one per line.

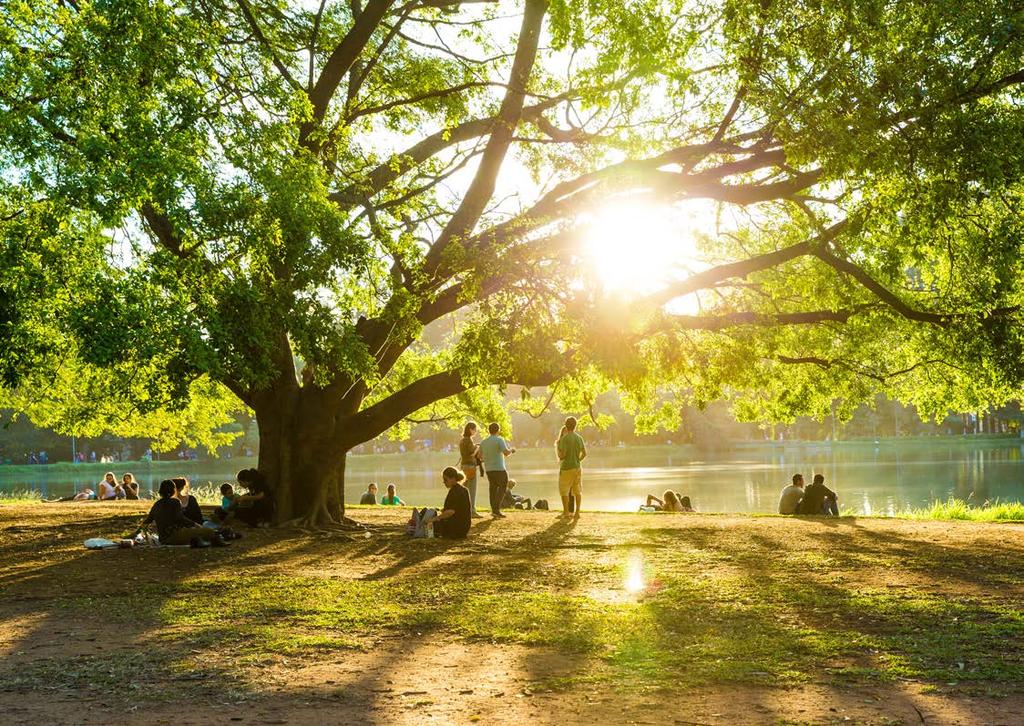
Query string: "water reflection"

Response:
xmin=3 ymin=441 xmax=1024 ymax=514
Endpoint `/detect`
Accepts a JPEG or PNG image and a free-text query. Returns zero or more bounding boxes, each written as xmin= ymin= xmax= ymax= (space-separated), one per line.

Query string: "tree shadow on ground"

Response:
xmin=4 ymin=507 xmax=1024 ymax=725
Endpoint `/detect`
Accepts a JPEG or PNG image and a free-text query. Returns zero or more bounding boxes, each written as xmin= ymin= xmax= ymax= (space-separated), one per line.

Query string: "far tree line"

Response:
xmin=4 ymin=394 xmax=1021 ymax=465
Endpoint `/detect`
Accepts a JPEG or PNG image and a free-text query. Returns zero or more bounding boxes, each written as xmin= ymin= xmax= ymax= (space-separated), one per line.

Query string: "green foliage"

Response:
xmin=3 ymin=0 xmax=1024 ymax=465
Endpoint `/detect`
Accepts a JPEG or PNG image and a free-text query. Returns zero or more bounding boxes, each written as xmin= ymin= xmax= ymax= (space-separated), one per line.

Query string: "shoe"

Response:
xmin=471 ymin=512 xmax=483 ymax=519
xmin=190 ymin=538 xmax=211 ymax=549
xmin=492 ymin=512 xmax=506 ymax=518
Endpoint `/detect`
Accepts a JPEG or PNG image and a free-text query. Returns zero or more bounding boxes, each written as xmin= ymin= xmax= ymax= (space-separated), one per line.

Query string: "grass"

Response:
xmin=2 ymin=505 xmax=1024 ymax=724
xmin=6 ymin=508 xmax=1024 ymax=691
xmin=902 ymin=498 xmax=1024 ymax=522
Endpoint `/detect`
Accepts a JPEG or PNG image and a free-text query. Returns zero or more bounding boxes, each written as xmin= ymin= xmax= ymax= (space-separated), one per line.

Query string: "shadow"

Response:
xmin=4 ymin=505 xmax=1024 ymax=725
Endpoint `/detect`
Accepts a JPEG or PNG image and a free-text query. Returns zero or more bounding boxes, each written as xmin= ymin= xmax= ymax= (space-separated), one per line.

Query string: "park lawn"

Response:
xmin=2 ymin=505 xmax=1024 ymax=724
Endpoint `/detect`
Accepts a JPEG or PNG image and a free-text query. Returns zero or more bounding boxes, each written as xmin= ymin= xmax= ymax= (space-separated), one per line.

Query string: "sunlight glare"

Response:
xmin=624 ymin=551 xmax=646 ymax=594
xmin=583 ymin=200 xmax=707 ymax=311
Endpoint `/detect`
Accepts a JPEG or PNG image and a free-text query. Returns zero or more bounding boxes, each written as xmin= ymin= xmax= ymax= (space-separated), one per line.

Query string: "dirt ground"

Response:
xmin=2 ymin=503 xmax=1024 ymax=725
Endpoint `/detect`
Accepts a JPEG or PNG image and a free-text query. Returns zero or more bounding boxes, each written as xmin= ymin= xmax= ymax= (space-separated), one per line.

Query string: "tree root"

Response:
xmin=278 ymin=510 xmax=372 ymax=534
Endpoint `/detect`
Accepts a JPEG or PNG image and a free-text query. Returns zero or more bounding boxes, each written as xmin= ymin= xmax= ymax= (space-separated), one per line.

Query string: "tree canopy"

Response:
xmin=2 ymin=0 xmax=1024 ymax=521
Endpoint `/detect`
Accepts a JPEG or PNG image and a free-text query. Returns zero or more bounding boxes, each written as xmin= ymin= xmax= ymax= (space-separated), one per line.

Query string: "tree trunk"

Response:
xmin=253 ymin=385 xmax=351 ymax=526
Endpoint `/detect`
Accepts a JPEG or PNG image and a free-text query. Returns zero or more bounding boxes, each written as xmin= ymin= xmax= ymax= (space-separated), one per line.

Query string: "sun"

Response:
xmin=581 ymin=200 xmax=708 ymax=309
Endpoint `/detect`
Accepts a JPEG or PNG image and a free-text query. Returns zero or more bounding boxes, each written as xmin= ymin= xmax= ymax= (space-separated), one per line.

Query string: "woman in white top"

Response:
xmin=96 ymin=472 xmax=121 ymax=500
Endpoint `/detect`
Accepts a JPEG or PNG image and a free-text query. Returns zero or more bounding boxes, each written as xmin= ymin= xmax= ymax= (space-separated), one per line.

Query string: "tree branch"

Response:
xmin=235 ymin=0 xmax=302 ymax=90
xmin=422 ymin=0 xmax=547 ymax=274
xmin=302 ymin=0 xmax=396 ymax=147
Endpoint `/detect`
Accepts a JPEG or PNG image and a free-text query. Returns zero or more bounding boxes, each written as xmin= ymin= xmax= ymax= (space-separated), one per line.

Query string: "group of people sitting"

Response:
xmin=53 ymin=472 xmax=141 ymax=501
xmin=135 ymin=468 xmax=275 ymax=547
xmin=778 ymin=473 xmax=839 ymax=515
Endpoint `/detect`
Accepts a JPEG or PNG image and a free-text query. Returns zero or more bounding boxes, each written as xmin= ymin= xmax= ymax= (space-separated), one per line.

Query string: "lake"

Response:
xmin=3 ymin=439 xmax=1024 ymax=514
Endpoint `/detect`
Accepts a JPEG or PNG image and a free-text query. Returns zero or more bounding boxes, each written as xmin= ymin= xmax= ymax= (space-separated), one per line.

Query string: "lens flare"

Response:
xmin=624 ymin=552 xmax=646 ymax=594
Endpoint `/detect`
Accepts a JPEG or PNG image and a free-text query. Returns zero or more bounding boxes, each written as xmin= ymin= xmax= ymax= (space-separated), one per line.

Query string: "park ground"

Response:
xmin=1 ymin=505 xmax=1024 ymax=725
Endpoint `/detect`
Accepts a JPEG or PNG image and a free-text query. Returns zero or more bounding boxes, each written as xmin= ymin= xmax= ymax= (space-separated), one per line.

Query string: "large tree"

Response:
xmin=3 ymin=1 xmax=1024 ymax=523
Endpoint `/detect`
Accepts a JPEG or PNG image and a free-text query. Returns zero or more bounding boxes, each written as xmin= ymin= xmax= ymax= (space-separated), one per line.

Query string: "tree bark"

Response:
xmin=254 ymin=384 xmax=351 ymax=526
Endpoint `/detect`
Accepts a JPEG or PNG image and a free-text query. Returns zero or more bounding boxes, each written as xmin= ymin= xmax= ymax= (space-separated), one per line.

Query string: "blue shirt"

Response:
xmin=221 ymin=495 xmax=234 ymax=510
xmin=479 ymin=434 xmax=510 ymax=472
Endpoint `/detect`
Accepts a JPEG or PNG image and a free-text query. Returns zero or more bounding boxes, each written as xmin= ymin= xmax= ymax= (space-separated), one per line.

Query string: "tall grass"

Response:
xmin=0 ymin=488 xmax=44 ymax=503
xmin=902 ymin=498 xmax=1024 ymax=522
xmin=0 ymin=482 xmax=227 ymax=505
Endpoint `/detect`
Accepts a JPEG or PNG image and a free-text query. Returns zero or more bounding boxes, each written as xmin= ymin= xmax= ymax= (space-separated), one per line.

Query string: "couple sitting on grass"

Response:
xmin=54 ymin=472 xmax=140 ymax=501
xmin=778 ymin=473 xmax=839 ymax=515
xmin=359 ymin=482 xmax=406 ymax=505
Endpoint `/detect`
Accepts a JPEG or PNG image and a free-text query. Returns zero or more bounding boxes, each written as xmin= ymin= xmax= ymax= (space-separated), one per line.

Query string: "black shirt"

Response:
xmin=360 ymin=492 xmax=377 ymax=505
xmin=181 ymin=495 xmax=204 ymax=524
xmin=439 ymin=483 xmax=471 ymax=539
xmin=143 ymin=498 xmax=196 ymax=540
xmin=797 ymin=482 xmax=837 ymax=514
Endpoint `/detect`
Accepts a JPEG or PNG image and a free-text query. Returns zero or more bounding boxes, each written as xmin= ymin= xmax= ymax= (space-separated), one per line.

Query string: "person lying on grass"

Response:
xmin=501 ymin=479 xmax=532 ymax=510
xmin=139 ymin=479 xmax=228 ymax=546
xmin=49 ymin=487 xmax=96 ymax=502
xmin=644 ymin=490 xmax=688 ymax=512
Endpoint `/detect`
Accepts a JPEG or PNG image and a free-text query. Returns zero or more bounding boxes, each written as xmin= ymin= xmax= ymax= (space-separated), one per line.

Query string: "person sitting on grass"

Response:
xmin=797 ymin=474 xmax=839 ymax=516
xmin=172 ymin=477 xmax=205 ymax=524
xmin=97 ymin=472 xmax=121 ymax=501
xmin=360 ymin=482 xmax=379 ymax=505
xmin=432 ymin=467 xmax=472 ymax=539
xmin=778 ymin=473 xmax=804 ymax=514
xmin=233 ymin=468 xmax=274 ymax=527
xmin=501 ymin=479 xmax=532 ymax=510
xmin=380 ymin=483 xmax=405 ymax=505
xmin=140 ymin=479 xmax=227 ymax=547
xmin=678 ymin=495 xmax=696 ymax=512
xmin=121 ymin=473 xmax=140 ymax=500
xmin=212 ymin=482 xmax=237 ymax=522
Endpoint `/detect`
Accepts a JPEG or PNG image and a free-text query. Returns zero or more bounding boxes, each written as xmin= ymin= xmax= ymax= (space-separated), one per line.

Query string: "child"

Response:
xmin=213 ymin=482 xmax=237 ymax=522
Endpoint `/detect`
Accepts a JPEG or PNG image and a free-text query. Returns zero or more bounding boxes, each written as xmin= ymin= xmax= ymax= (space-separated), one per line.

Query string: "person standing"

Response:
xmin=556 ymin=417 xmax=587 ymax=519
xmin=778 ymin=473 xmax=805 ymax=514
xmin=460 ymin=422 xmax=483 ymax=518
xmin=479 ymin=422 xmax=515 ymax=518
